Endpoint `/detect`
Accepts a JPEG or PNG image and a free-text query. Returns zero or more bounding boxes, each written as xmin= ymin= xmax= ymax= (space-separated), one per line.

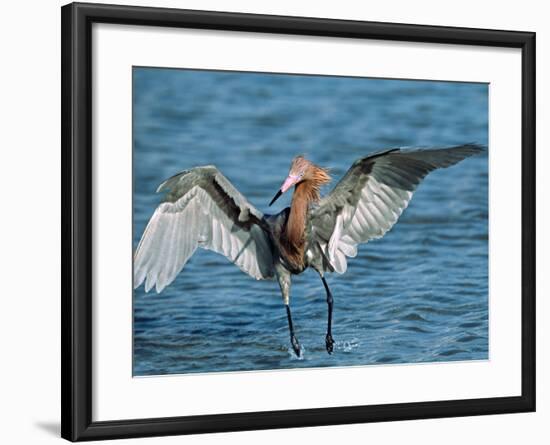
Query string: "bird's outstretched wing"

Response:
xmin=308 ymin=144 xmax=484 ymax=274
xmin=134 ymin=166 xmax=274 ymax=293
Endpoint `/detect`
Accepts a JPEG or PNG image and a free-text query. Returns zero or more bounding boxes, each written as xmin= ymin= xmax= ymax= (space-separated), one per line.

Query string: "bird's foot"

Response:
xmin=325 ymin=333 xmax=335 ymax=354
xmin=290 ymin=335 xmax=301 ymax=358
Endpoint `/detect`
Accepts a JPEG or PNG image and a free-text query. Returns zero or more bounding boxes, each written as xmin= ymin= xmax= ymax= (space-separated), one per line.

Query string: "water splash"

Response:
xmin=336 ymin=338 xmax=360 ymax=353
xmin=287 ymin=345 xmax=306 ymax=360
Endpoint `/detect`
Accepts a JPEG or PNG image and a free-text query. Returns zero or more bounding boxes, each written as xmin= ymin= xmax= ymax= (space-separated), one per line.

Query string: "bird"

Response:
xmin=133 ymin=144 xmax=484 ymax=357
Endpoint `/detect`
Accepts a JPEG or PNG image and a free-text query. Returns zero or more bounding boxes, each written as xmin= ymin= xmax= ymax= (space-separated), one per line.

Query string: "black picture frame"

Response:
xmin=61 ymin=2 xmax=536 ymax=441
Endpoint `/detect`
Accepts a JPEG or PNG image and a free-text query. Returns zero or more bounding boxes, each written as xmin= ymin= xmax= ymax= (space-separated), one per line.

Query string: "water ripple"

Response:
xmin=133 ymin=68 xmax=488 ymax=376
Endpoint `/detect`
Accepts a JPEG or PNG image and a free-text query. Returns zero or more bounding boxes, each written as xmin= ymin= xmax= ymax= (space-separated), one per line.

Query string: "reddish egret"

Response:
xmin=134 ymin=144 xmax=483 ymax=357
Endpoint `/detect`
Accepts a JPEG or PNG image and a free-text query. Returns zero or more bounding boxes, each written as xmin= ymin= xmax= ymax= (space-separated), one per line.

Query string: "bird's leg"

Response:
xmin=321 ymin=276 xmax=335 ymax=354
xmin=275 ymin=264 xmax=301 ymax=357
xmin=285 ymin=304 xmax=301 ymax=357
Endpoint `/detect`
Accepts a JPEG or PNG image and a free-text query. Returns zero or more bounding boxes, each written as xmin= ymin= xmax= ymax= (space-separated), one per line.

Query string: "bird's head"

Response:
xmin=269 ymin=155 xmax=331 ymax=206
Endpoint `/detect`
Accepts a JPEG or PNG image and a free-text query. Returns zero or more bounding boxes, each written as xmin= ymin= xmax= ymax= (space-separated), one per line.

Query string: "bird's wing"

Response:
xmin=134 ymin=166 xmax=274 ymax=293
xmin=308 ymin=144 xmax=484 ymax=274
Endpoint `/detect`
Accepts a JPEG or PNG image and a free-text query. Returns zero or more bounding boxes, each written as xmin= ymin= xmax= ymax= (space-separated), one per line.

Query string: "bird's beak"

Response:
xmin=269 ymin=175 xmax=299 ymax=206
xmin=269 ymin=190 xmax=283 ymax=207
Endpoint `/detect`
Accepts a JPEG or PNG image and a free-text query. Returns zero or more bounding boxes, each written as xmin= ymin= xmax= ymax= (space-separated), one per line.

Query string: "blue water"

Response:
xmin=132 ymin=67 xmax=488 ymax=376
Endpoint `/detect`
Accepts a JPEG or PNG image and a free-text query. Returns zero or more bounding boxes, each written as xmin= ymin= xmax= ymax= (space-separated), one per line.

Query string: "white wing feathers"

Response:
xmin=310 ymin=144 xmax=484 ymax=274
xmin=134 ymin=166 xmax=274 ymax=293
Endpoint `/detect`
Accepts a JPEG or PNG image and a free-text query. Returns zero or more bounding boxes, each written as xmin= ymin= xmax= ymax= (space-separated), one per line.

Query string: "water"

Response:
xmin=132 ymin=67 xmax=488 ymax=376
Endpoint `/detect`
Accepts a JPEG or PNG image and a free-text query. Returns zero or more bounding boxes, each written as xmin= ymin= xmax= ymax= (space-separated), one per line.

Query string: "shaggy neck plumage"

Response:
xmin=286 ymin=182 xmax=312 ymax=248
xmin=283 ymin=167 xmax=331 ymax=267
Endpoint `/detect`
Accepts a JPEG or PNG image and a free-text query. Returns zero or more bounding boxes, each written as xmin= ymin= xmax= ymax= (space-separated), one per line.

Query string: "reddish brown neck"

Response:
xmin=281 ymin=164 xmax=331 ymax=268
xmin=283 ymin=181 xmax=319 ymax=267
xmin=286 ymin=184 xmax=310 ymax=244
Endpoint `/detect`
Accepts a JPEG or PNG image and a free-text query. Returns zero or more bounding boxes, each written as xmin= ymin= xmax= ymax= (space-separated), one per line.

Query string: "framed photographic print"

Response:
xmin=61 ymin=2 xmax=536 ymax=441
